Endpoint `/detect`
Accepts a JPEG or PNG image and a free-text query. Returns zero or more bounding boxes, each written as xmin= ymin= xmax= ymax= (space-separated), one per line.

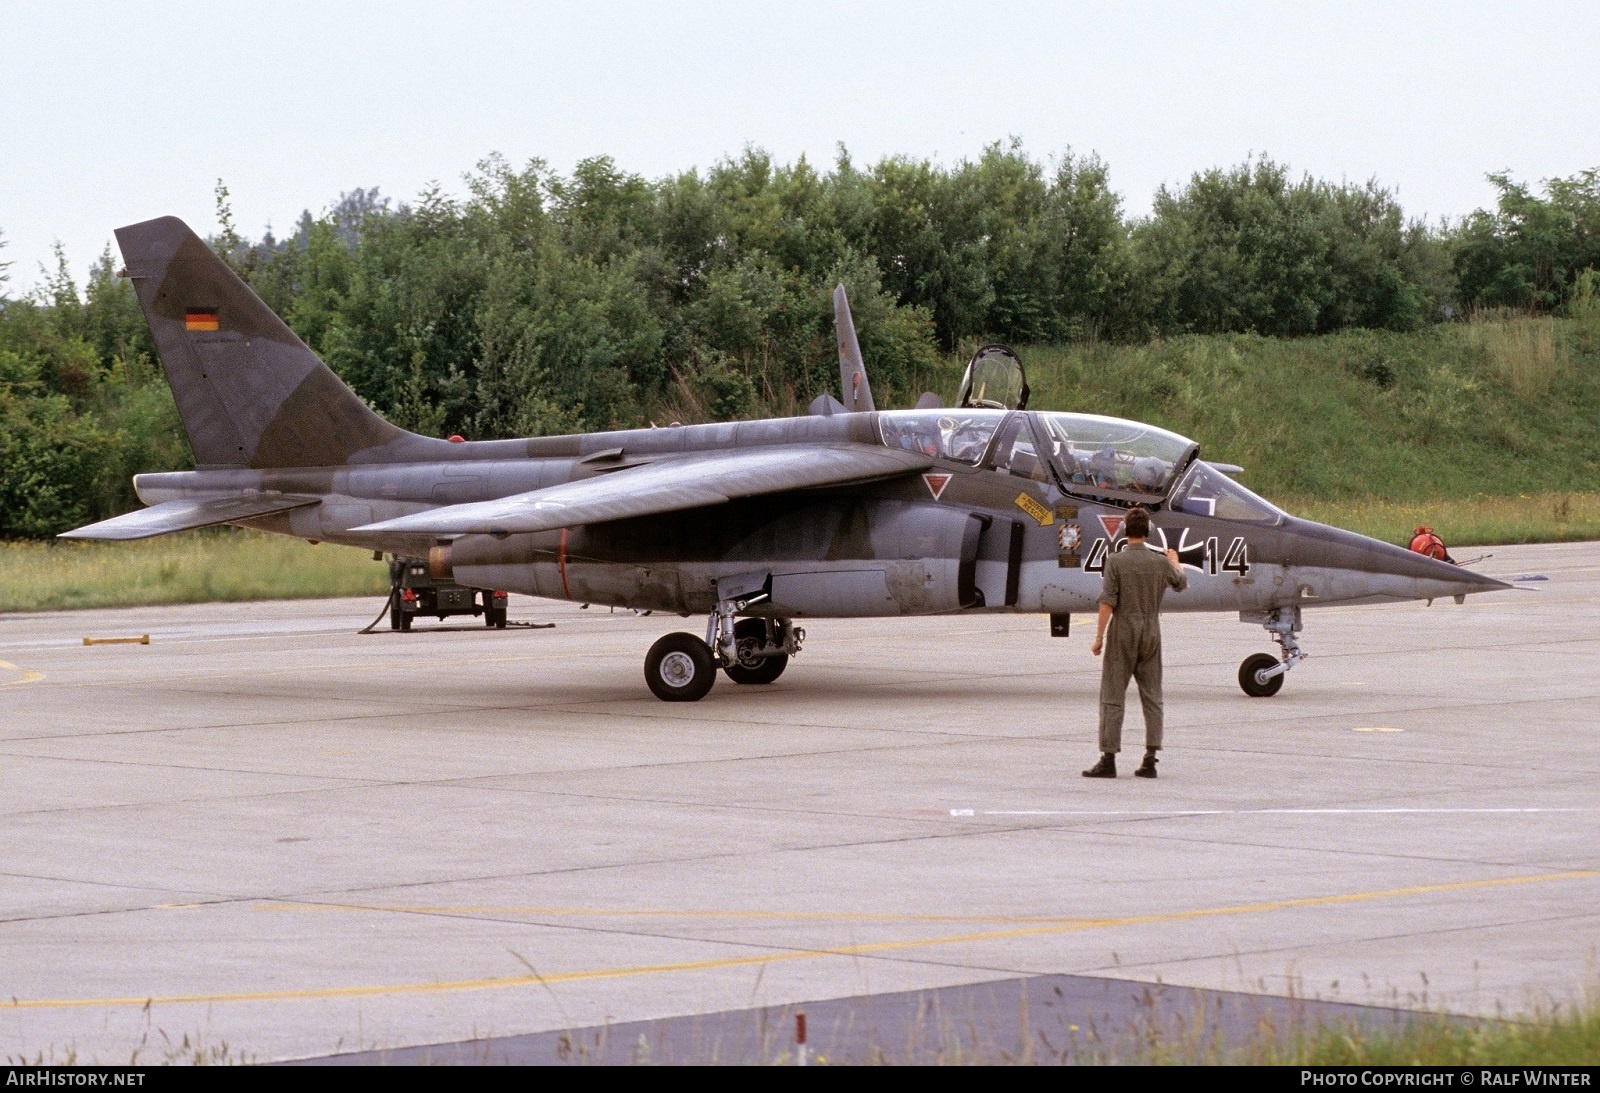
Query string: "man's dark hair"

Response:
xmin=1125 ymin=506 xmax=1150 ymax=539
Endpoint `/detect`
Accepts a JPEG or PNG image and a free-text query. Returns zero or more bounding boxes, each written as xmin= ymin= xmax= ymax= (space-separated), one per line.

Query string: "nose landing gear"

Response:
xmin=1238 ymin=606 xmax=1306 ymax=697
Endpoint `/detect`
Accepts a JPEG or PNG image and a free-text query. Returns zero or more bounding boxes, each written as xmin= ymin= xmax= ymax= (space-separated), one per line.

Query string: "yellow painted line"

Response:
xmin=11 ymin=869 xmax=1597 ymax=1011
xmin=0 ymin=660 xmax=43 ymax=687
xmin=249 ymin=903 xmax=1102 ymax=925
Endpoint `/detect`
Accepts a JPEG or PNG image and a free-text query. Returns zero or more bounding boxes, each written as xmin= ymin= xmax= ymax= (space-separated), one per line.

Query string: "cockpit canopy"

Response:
xmin=1031 ymin=412 xmax=1195 ymax=502
xmin=878 ymin=409 xmax=1009 ymax=465
xmin=878 ymin=409 xmax=1202 ymax=506
xmin=957 ymin=345 xmax=1029 ymax=410
xmin=1168 ymin=459 xmax=1285 ymax=523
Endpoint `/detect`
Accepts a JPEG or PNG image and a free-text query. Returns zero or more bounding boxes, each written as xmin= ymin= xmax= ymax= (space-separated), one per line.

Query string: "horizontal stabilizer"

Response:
xmin=355 ymin=445 xmax=932 ymax=536
xmin=58 ymin=494 xmax=320 ymax=541
xmin=809 ymin=393 xmax=848 ymax=416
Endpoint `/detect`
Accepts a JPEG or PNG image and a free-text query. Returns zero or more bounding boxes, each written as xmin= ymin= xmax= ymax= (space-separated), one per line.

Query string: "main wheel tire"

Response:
xmin=645 ymin=632 xmax=717 ymax=702
xmin=398 ymin=610 xmax=412 ymax=632
xmin=1239 ymin=652 xmax=1284 ymax=697
xmin=390 ymin=598 xmax=403 ymax=631
xmin=724 ymin=618 xmax=788 ymax=685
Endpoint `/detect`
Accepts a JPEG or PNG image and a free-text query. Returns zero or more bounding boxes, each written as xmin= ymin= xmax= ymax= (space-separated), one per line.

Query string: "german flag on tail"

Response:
xmin=185 ymin=308 xmax=219 ymax=332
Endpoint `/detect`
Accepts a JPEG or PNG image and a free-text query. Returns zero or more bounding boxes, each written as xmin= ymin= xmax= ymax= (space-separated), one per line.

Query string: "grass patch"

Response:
xmin=0 ymin=528 xmax=387 ymax=613
xmin=1285 ymin=491 xmax=1600 ymax=548
xmin=1240 ymin=1003 xmax=1600 ymax=1066
xmin=904 ymin=315 xmax=1600 ymax=504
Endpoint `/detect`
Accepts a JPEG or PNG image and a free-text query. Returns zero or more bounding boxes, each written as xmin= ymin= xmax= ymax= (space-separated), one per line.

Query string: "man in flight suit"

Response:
xmin=1084 ymin=506 xmax=1187 ymax=779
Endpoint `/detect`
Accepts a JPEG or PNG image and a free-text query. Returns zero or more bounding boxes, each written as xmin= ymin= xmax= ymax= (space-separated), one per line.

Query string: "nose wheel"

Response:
xmin=1239 ymin=652 xmax=1285 ymax=697
xmin=1238 ymin=606 xmax=1306 ymax=697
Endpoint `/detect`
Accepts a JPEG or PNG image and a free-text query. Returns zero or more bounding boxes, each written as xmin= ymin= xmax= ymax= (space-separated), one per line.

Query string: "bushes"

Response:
xmin=0 ymin=253 xmax=189 ymax=539
xmin=1455 ymin=169 xmax=1600 ymax=312
xmin=2 ymin=148 xmax=1597 ymax=537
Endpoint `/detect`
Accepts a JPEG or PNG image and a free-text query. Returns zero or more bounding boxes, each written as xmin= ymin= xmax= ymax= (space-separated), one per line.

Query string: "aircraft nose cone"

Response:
xmin=1446 ymin=568 xmax=1514 ymax=595
xmin=1281 ymin=517 xmax=1513 ymax=602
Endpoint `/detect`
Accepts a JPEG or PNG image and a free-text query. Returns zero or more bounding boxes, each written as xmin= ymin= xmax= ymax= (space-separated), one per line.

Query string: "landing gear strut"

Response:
xmin=1238 ymin=606 xmax=1306 ymax=698
xmin=642 ymin=590 xmax=804 ymax=701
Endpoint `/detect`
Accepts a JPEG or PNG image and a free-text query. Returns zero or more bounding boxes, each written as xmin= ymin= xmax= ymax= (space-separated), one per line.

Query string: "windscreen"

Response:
xmin=1035 ymin=412 xmax=1195 ymax=501
xmin=1169 ymin=461 xmax=1285 ymax=523
xmin=878 ymin=410 xmax=1007 ymax=465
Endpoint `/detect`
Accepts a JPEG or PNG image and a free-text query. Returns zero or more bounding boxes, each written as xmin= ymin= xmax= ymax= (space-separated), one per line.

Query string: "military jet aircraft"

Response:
xmin=64 ymin=217 xmax=1508 ymax=701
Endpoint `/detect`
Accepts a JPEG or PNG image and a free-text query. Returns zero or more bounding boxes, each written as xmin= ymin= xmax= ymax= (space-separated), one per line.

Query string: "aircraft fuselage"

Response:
xmin=132 ymin=409 xmax=1495 ymax=620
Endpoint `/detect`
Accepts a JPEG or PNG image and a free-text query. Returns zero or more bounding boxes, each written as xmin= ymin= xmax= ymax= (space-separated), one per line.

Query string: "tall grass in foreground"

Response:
xmin=1235 ymin=999 xmax=1600 ymax=1067
xmin=0 ymin=529 xmax=386 ymax=612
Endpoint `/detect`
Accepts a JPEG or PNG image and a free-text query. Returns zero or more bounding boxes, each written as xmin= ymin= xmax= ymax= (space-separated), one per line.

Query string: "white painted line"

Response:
xmin=954 ymin=807 xmax=1599 ymax=818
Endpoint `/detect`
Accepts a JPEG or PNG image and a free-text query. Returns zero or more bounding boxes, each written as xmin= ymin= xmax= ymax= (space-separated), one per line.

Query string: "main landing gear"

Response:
xmin=1237 ymin=606 xmax=1307 ymax=698
xmin=643 ymin=596 xmax=805 ymax=702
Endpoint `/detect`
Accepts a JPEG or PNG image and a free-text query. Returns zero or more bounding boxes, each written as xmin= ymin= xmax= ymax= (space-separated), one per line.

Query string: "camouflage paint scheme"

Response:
xmin=65 ymin=217 xmax=1507 ymax=694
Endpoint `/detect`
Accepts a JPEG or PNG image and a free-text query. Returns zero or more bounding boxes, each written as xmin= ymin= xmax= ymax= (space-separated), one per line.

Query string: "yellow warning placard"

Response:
xmin=1013 ymin=492 xmax=1053 ymax=525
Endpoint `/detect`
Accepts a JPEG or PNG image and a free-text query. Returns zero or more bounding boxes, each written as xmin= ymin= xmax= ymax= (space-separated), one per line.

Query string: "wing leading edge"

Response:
xmin=354 ymin=444 xmax=933 ymax=536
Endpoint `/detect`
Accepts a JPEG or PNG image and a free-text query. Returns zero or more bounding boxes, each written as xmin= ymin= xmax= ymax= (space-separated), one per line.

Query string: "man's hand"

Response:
xmin=1091 ymin=637 xmax=1103 ymax=656
xmin=1165 ymin=547 xmax=1181 ymax=571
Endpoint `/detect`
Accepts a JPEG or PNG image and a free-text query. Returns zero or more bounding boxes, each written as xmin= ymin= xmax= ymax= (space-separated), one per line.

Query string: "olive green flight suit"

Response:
xmin=1097 ymin=543 xmax=1187 ymax=754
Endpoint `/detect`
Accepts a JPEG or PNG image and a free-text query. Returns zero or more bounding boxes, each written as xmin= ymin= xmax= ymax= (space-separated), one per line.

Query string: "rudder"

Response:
xmin=115 ymin=216 xmax=404 ymax=468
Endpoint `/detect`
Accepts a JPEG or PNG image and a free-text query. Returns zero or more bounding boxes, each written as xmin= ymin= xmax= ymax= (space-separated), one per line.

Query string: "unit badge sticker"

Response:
xmin=1057 ymin=520 xmax=1082 ymax=568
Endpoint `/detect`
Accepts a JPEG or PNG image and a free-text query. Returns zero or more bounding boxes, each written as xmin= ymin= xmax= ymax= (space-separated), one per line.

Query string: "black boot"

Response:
xmin=1134 ymin=750 xmax=1158 ymax=779
xmin=1082 ymin=753 xmax=1117 ymax=778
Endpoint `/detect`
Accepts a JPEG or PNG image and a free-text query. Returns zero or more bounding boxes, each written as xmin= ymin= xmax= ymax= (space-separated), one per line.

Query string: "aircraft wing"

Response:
xmin=59 ymin=494 xmax=321 ymax=540
xmin=354 ymin=444 xmax=933 ymax=536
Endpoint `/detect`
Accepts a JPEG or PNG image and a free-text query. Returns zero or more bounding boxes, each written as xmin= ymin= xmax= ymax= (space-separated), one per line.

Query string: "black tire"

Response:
xmin=645 ymin=632 xmax=717 ymax=702
xmin=389 ymin=597 xmax=403 ymax=631
xmin=724 ymin=618 xmax=788 ymax=685
xmin=1239 ymin=652 xmax=1284 ymax=697
xmin=398 ymin=611 xmax=412 ymax=632
xmin=494 ymin=609 xmax=508 ymax=629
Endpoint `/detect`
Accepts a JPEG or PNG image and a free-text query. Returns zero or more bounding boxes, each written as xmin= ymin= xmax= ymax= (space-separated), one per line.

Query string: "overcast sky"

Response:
xmin=3 ymin=0 xmax=1596 ymax=294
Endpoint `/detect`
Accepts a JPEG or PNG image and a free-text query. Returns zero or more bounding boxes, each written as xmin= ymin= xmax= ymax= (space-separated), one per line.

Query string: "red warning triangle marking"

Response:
xmin=923 ymin=473 xmax=952 ymax=501
xmin=1097 ymin=514 xmax=1125 ymax=539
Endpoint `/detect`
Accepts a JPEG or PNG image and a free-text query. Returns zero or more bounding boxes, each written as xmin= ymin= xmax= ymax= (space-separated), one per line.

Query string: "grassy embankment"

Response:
xmin=3 ymin=313 xmax=1595 ymax=613
xmin=961 ymin=310 xmax=1600 ymax=545
xmin=0 ymin=530 xmax=385 ymax=613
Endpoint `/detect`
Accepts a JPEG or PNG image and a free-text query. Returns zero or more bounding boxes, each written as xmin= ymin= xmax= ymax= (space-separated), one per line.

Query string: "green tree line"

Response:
xmin=1 ymin=144 xmax=1596 ymax=537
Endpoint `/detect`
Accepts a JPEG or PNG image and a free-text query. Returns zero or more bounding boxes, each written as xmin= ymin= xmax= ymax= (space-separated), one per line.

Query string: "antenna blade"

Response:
xmin=833 ymin=284 xmax=876 ymax=413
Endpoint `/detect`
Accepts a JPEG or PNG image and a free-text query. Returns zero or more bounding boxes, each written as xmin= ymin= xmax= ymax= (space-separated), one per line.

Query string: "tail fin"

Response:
xmin=832 ymin=284 xmax=876 ymax=413
xmin=115 ymin=216 xmax=404 ymax=468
